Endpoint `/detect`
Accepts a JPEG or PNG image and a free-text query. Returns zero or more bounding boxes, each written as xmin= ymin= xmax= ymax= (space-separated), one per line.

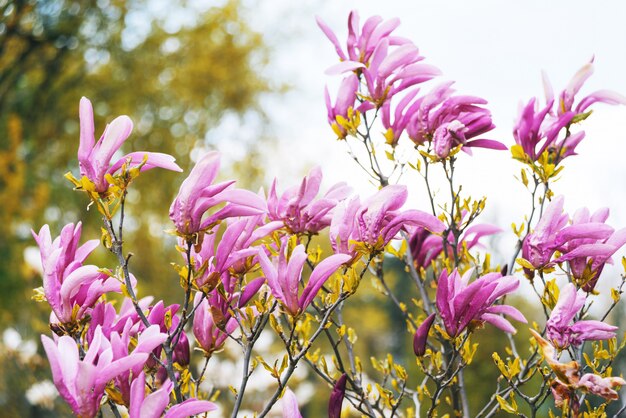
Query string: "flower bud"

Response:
xmin=328 ymin=373 xmax=347 ymax=418
xmin=413 ymin=313 xmax=436 ymax=357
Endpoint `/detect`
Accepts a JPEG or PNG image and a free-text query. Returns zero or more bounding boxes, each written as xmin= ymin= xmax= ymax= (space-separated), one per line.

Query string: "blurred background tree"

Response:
xmin=0 ymin=0 xmax=273 ymax=414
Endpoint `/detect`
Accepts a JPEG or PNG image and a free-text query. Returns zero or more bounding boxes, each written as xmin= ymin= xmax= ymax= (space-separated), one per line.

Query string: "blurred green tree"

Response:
xmin=0 ymin=2 xmax=273 ymax=414
xmin=0 ymin=0 xmax=272 ymax=330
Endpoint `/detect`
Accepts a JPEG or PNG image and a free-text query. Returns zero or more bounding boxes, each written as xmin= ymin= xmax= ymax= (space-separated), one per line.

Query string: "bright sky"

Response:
xmin=217 ymin=0 xmax=626 ymax=297
xmin=201 ymin=0 xmax=626 ymax=288
xmin=234 ymin=0 xmax=626 ymax=221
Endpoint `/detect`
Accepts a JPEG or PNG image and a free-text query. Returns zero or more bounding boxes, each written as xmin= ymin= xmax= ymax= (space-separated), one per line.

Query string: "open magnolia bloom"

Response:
xmin=169 ymin=151 xmax=267 ymax=236
xmin=513 ymin=59 xmax=626 ymax=164
xmin=330 ymin=184 xmax=445 ymax=256
xmin=436 ymin=268 xmax=526 ymax=338
xmin=41 ymin=327 xmax=149 ymax=418
xmin=32 ymin=222 xmax=125 ymax=325
xmin=522 ymin=196 xmax=626 ymax=289
xmin=267 ymin=166 xmax=352 ymax=235
xmin=405 ymin=82 xmax=505 ymax=157
xmin=546 ymin=283 xmax=617 ymax=349
xmin=129 ymin=371 xmax=216 ymax=418
xmin=257 ymin=238 xmax=351 ymax=316
xmin=77 ymin=97 xmax=182 ymax=193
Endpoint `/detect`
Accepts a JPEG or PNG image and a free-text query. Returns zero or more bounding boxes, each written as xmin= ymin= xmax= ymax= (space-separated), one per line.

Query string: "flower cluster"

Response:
xmin=318 ymin=10 xmax=505 ymax=159
xmin=522 ymin=195 xmax=626 ymax=290
xmin=27 ymin=9 xmax=626 ymax=418
xmin=513 ymin=59 xmax=626 ymax=165
xmin=436 ymin=268 xmax=526 ymax=338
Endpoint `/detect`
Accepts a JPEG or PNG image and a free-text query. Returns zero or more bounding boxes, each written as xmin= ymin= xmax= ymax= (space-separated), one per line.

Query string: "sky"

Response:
xmin=225 ymin=2 xmax=625 ymax=218
xmin=162 ymin=0 xmax=626 ymax=305
xmin=216 ymin=0 xmax=626 ymax=298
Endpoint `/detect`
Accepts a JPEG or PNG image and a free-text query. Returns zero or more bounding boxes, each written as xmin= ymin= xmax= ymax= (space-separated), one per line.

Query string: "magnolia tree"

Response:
xmin=31 ymin=10 xmax=626 ymax=418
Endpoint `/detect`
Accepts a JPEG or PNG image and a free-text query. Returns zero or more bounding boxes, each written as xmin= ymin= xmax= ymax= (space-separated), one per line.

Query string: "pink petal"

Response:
xmin=325 ymin=60 xmax=366 ymax=76
xmin=164 ymin=399 xmax=217 ymax=418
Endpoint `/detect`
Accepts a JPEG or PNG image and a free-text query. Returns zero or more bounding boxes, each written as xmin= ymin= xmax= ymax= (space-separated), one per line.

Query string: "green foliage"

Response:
xmin=0 ymin=1 xmax=273 ymax=414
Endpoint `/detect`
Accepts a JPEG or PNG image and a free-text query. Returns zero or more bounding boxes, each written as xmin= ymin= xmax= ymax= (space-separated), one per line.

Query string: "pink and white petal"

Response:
xmin=78 ymin=97 xmax=95 ymax=163
xmin=93 ymin=115 xmax=134 ymax=168
xmin=164 ymin=399 xmax=217 ymax=418
xmin=139 ymin=380 xmax=174 ymax=418
xmin=464 ymin=139 xmax=508 ymax=150
xmin=281 ymin=388 xmax=303 ymax=418
xmin=325 ymin=60 xmax=366 ymax=76
xmin=300 ymin=253 xmax=350 ymax=310
xmin=485 ymin=304 xmax=527 ymax=323
xmin=109 ymin=151 xmax=182 ymax=175
xmin=480 ymin=313 xmax=517 ymax=334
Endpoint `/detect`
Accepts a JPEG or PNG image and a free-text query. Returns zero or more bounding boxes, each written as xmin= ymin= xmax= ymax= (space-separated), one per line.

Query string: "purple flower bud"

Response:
xmin=328 ymin=374 xmax=348 ymax=418
xmin=413 ymin=313 xmax=436 ymax=357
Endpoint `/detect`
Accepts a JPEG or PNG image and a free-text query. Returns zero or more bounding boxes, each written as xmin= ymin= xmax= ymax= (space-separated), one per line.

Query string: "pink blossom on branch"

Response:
xmin=546 ymin=283 xmax=617 ymax=349
xmin=128 ymin=371 xmax=216 ymax=418
xmin=257 ymin=238 xmax=351 ymax=316
xmin=41 ymin=326 xmax=149 ymax=418
xmin=406 ymin=82 xmax=504 ymax=157
xmin=77 ymin=97 xmax=182 ymax=193
xmin=514 ymin=59 xmax=626 ymax=163
xmin=316 ymin=11 xmax=408 ymax=70
xmin=330 ymin=184 xmax=445 ymax=255
xmin=32 ymin=222 xmax=125 ymax=325
xmin=267 ymin=166 xmax=352 ymax=235
xmin=554 ymin=206 xmax=626 ymax=291
xmin=521 ymin=196 xmax=626 ymax=290
xmin=409 ymin=218 xmax=502 ymax=271
xmin=169 ymin=151 xmax=267 ymax=236
xmin=192 ymin=292 xmax=238 ymax=355
xmin=436 ymin=269 xmax=526 ymax=338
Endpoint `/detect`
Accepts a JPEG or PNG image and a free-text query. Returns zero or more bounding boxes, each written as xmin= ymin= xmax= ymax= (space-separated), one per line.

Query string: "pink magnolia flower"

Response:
xmin=129 ymin=371 xmax=216 ymax=418
xmin=192 ymin=292 xmax=238 ymax=355
xmin=545 ymin=59 xmax=626 ymax=117
xmin=513 ymin=97 xmax=580 ymax=162
xmin=514 ymin=60 xmax=626 ymax=163
xmin=330 ymin=184 xmax=445 ymax=255
xmin=381 ymin=89 xmax=422 ymax=146
xmin=87 ymin=297 xmax=154 ymax=344
xmin=359 ymin=39 xmax=439 ymax=106
xmin=109 ymin=323 xmax=168 ymax=404
xmin=317 ymin=11 xmax=409 ymax=70
xmin=522 ymin=196 xmax=622 ymax=286
xmin=32 ymin=222 xmax=124 ymax=324
xmin=141 ymin=302 xmax=189 ymax=368
xmin=257 ymin=238 xmax=351 ymax=316
xmin=282 ymin=387 xmax=303 ymax=418
xmin=169 ymin=151 xmax=267 ymax=236
xmin=319 ymin=11 xmax=439 ymax=107
xmin=77 ymin=97 xmax=182 ymax=193
xmin=406 ymin=82 xmax=504 ymax=156
xmin=436 ymin=269 xmax=526 ymax=337
xmin=41 ymin=326 xmax=149 ymax=418
xmin=268 ymin=166 xmax=352 ymax=235
xmin=554 ymin=207 xmax=626 ymax=291
xmin=187 ymin=220 xmax=259 ymax=289
xmin=324 ymin=74 xmax=360 ymax=139
xmin=546 ymin=283 xmax=617 ymax=349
